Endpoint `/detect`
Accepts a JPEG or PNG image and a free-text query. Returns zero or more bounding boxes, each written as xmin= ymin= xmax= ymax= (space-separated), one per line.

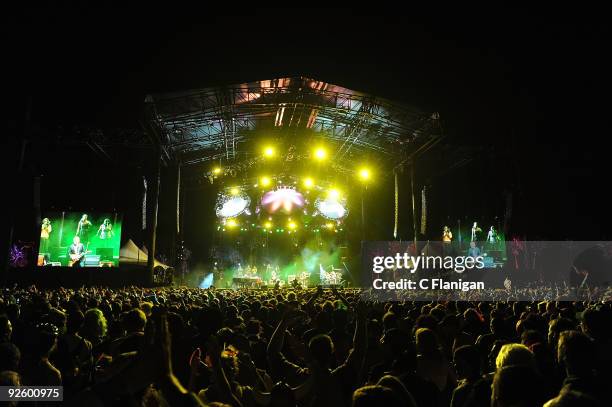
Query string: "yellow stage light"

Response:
xmin=260 ymin=176 xmax=271 ymax=187
xmin=358 ymin=168 xmax=371 ymax=181
xmin=303 ymin=177 xmax=314 ymax=188
xmin=314 ymin=147 xmax=327 ymax=160
xmin=288 ymin=221 xmax=297 ymax=230
xmin=328 ymin=188 xmax=340 ymax=199
xmin=263 ymin=146 xmax=275 ymax=157
xmin=226 ymin=219 xmax=238 ymax=228
xmin=325 ymin=222 xmax=334 ymax=229
xmin=213 ymin=167 xmax=222 ymax=175
xmin=230 ymin=187 xmax=240 ymax=196
xmin=264 ymin=221 xmax=273 ymax=229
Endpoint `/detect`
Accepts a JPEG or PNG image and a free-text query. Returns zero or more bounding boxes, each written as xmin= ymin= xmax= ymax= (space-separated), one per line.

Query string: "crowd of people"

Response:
xmin=362 ymin=283 xmax=612 ymax=302
xmin=0 ymin=285 xmax=610 ymax=406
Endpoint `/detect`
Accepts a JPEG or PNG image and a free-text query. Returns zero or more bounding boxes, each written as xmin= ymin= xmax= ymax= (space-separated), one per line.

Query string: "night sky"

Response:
xmin=3 ymin=10 xmax=611 ymax=268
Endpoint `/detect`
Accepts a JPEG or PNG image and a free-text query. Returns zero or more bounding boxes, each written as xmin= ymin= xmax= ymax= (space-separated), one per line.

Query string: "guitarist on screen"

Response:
xmin=68 ymin=236 xmax=86 ymax=267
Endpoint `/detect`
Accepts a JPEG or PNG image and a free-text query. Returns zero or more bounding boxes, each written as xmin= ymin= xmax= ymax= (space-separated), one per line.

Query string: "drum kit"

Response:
xmin=286 ymin=271 xmax=311 ymax=288
xmin=321 ymin=268 xmax=343 ymax=286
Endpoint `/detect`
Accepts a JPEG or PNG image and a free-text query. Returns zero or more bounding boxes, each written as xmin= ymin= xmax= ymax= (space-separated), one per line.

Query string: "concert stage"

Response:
xmin=10 ymin=77 xmax=445 ymax=289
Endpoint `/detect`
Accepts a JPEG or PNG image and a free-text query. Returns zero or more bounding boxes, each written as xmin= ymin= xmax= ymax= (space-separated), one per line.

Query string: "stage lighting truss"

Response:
xmin=147 ymin=77 xmax=441 ymax=177
xmin=314 ymin=194 xmax=348 ymax=220
xmin=215 ymin=191 xmax=251 ymax=219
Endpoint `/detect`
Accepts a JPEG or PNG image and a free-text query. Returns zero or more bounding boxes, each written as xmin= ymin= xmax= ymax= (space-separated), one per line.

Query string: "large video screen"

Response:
xmin=215 ymin=185 xmax=348 ymax=222
xmin=261 ymin=187 xmax=305 ymax=214
xmin=37 ymin=212 xmax=122 ymax=267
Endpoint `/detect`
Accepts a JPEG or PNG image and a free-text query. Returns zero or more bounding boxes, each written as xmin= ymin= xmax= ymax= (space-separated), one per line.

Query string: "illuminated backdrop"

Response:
xmin=261 ymin=187 xmax=305 ymax=214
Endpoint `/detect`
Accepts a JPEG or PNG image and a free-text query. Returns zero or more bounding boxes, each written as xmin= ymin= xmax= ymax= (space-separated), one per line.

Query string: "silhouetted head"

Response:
xmin=352 ymin=385 xmax=401 ymax=407
xmin=308 ymin=334 xmax=334 ymax=368
xmin=270 ymin=382 xmax=296 ymax=407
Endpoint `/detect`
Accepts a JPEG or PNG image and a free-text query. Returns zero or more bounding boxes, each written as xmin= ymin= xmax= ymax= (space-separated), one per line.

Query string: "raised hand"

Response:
xmin=189 ymin=347 xmax=207 ymax=375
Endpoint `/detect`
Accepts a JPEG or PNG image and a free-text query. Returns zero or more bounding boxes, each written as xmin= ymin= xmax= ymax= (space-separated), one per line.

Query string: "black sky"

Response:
xmin=3 ymin=9 xmax=611 ymax=252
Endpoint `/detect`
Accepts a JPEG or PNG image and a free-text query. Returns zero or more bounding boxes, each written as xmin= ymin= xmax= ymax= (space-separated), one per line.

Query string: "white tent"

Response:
xmin=120 ymin=239 xmax=169 ymax=269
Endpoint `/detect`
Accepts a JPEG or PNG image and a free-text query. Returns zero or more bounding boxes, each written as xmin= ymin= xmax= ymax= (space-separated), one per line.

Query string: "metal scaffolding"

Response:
xmin=145 ymin=76 xmax=441 ymax=177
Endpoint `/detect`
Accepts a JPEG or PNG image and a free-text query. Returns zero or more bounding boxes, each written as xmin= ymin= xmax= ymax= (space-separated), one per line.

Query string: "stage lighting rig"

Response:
xmin=358 ymin=167 xmax=371 ymax=182
xmin=314 ymin=147 xmax=327 ymax=161
xmin=263 ymin=146 xmax=275 ymax=157
xmin=303 ymin=177 xmax=314 ymax=188
xmin=260 ymin=176 xmax=271 ymax=187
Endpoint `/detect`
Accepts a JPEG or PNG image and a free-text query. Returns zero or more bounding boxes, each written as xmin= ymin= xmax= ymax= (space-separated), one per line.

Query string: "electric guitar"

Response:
xmin=68 ymin=243 xmax=90 ymax=267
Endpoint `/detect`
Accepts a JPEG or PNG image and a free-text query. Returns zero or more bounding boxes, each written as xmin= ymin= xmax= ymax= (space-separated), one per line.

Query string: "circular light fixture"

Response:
xmin=303 ymin=177 xmax=314 ymax=188
xmin=264 ymin=146 xmax=275 ymax=157
xmin=315 ymin=194 xmax=348 ymax=220
xmin=314 ymin=148 xmax=327 ymax=160
xmin=215 ymin=191 xmax=251 ymax=218
xmin=358 ymin=168 xmax=371 ymax=181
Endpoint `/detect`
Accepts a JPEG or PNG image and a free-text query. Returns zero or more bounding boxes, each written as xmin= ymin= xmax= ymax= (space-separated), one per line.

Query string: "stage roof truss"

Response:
xmin=146 ymin=77 xmax=440 ymax=174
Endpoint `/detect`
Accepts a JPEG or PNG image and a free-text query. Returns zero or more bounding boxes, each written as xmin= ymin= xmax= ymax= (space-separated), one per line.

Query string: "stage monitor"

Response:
xmin=38 ymin=212 xmax=122 ymax=267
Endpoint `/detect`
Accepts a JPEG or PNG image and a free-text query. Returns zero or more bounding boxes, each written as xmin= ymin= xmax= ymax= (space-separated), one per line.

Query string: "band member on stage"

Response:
xmin=468 ymin=241 xmax=481 ymax=259
xmin=97 ymin=218 xmax=113 ymax=240
xmin=68 ymin=236 xmax=85 ymax=267
xmin=328 ymin=269 xmax=338 ymax=285
xmin=76 ymin=214 xmax=92 ymax=244
xmin=486 ymin=226 xmax=498 ymax=249
xmin=265 ymin=263 xmax=271 ymax=274
xmin=213 ymin=263 xmax=221 ymax=285
xmin=442 ymin=226 xmax=453 ymax=243
xmin=471 ymin=222 xmax=482 ymax=242
xmin=487 ymin=226 xmax=497 ymax=243
xmin=236 ymin=263 xmax=243 ymax=278
xmin=40 ymin=218 xmax=52 ymax=253
xmin=299 ymin=270 xmax=310 ymax=287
